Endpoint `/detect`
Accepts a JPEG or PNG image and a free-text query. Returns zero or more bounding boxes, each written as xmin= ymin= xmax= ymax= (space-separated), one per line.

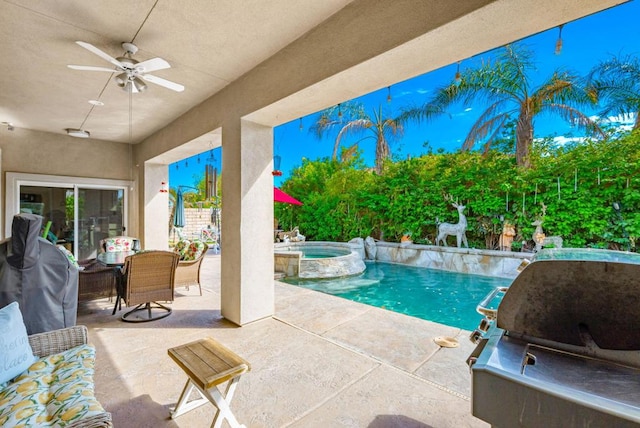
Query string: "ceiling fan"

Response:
xmin=68 ymin=41 xmax=185 ymax=93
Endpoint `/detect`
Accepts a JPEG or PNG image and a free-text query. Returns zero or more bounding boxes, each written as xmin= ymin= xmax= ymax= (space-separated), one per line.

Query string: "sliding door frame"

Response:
xmin=4 ymin=173 xmax=131 ymax=257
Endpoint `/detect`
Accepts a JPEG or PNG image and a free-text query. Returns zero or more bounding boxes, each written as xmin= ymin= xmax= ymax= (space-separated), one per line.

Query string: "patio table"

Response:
xmin=97 ymin=251 xmax=135 ymax=314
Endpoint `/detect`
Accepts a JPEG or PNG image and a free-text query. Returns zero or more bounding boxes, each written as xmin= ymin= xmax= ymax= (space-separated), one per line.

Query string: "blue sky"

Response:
xmin=171 ymin=1 xmax=640 ymax=189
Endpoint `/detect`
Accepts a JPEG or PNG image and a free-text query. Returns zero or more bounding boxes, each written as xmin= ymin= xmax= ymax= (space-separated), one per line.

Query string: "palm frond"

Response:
xmin=543 ymin=103 xmax=606 ymax=139
xmin=463 ymin=110 xmax=512 ymax=151
xmin=333 ymin=119 xmax=372 ymax=159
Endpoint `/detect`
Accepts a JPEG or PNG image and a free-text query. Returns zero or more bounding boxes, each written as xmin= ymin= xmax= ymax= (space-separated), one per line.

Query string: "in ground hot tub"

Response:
xmin=274 ymin=241 xmax=366 ymax=279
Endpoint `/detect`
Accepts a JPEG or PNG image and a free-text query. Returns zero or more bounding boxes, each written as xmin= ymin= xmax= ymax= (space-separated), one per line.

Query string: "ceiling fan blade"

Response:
xmin=67 ymin=65 xmax=117 ymax=72
xmin=141 ymin=74 xmax=185 ymax=92
xmin=135 ymin=57 xmax=171 ymax=73
xmin=75 ymin=41 xmax=123 ymax=69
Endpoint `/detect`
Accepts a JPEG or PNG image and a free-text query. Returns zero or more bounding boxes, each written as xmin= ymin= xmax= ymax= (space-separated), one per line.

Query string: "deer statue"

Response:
xmin=436 ymin=197 xmax=468 ymax=248
xmin=532 ymin=203 xmax=563 ymax=251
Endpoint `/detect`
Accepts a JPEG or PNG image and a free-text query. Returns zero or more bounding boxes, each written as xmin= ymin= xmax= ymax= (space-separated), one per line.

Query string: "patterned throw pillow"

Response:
xmin=0 ymin=344 xmax=107 ymax=427
xmin=104 ymin=237 xmax=133 ymax=252
xmin=0 ymin=302 xmax=37 ymax=385
xmin=183 ymin=240 xmax=206 ymax=261
xmin=173 ymin=240 xmax=191 ymax=260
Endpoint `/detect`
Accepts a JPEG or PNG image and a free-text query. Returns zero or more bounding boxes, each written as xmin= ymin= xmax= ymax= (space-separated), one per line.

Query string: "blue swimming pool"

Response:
xmin=282 ymin=261 xmax=512 ymax=331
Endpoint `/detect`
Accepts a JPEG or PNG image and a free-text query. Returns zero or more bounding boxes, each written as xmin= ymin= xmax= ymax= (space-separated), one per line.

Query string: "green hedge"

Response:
xmin=276 ymin=131 xmax=640 ymax=251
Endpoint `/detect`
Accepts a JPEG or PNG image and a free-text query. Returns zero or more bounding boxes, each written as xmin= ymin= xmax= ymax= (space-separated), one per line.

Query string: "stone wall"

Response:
xmin=170 ymin=208 xmax=215 ymax=244
xmin=274 ymin=240 xmax=530 ymax=279
xmin=373 ymin=242 xmax=529 ymax=278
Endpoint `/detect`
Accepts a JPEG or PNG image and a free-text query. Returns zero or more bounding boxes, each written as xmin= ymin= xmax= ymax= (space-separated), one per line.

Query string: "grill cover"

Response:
xmin=0 ymin=214 xmax=78 ymax=334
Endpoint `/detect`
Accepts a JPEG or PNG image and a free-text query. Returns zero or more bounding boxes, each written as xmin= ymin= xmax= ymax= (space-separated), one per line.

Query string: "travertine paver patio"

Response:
xmin=77 ymin=251 xmax=488 ymax=427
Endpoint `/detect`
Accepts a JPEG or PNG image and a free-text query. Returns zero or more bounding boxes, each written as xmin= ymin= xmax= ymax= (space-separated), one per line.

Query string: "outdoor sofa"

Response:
xmin=0 ymin=319 xmax=112 ymax=427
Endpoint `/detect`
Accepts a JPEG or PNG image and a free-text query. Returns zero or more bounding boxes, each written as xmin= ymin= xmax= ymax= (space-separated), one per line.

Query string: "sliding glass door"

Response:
xmin=6 ymin=173 xmax=129 ymax=261
xmin=75 ymin=188 xmax=125 ymax=260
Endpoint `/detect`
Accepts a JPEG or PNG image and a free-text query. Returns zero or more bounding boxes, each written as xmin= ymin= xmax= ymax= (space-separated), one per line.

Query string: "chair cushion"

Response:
xmin=0 ymin=302 xmax=37 ymax=385
xmin=0 ymin=344 xmax=106 ymax=426
xmin=173 ymin=240 xmax=191 ymax=260
xmin=173 ymin=239 xmax=206 ymax=261
xmin=104 ymin=237 xmax=134 ymax=252
xmin=183 ymin=240 xmax=206 ymax=261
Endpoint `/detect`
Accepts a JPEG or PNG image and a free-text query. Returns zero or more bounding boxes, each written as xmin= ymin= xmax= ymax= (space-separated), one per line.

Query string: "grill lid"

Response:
xmin=497 ymin=249 xmax=640 ymax=351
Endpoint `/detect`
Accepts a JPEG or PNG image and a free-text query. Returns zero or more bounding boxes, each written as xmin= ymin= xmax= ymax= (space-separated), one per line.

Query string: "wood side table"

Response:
xmin=168 ymin=337 xmax=251 ymax=428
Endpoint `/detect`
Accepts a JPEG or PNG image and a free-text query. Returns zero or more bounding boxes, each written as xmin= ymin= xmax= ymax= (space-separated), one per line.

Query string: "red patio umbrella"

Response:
xmin=274 ymin=187 xmax=303 ymax=205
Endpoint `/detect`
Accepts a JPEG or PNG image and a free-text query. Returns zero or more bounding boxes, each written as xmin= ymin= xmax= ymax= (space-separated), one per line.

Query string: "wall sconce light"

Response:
xmin=160 ymin=181 xmax=168 ymax=193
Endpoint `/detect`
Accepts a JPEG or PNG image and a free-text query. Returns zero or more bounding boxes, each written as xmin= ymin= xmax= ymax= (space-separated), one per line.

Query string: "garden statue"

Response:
xmin=532 ymin=204 xmax=563 ymax=251
xmin=276 ymin=226 xmax=305 ymax=242
xmin=532 ymin=219 xmax=546 ymax=252
xmin=400 ymin=232 xmax=413 ymax=246
xmin=364 ymin=236 xmax=377 ymax=260
xmin=499 ymin=222 xmax=516 ymax=251
xmin=436 ymin=198 xmax=468 ymax=248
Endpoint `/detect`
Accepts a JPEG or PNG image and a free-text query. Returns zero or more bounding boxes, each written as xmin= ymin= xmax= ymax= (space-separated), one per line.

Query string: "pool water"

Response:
xmin=282 ymin=261 xmax=512 ymax=331
xmin=300 ymin=248 xmax=351 ymax=258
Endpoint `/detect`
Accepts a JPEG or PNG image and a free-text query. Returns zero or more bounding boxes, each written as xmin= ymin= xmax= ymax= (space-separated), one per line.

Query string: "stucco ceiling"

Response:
xmin=0 ymin=0 xmax=353 ymax=143
xmin=0 ymin=0 xmax=628 ymax=150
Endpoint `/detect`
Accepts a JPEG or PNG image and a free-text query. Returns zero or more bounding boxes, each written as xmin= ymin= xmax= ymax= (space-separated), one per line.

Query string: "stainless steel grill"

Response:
xmin=467 ymin=248 xmax=640 ymax=428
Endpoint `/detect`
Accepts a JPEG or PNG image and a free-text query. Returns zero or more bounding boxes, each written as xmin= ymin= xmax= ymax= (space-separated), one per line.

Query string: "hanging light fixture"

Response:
xmin=272 ymin=154 xmax=282 ymax=176
xmin=299 ymin=117 xmax=303 ymax=131
xmin=66 ymin=128 xmax=90 ymax=138
xmin=555 ymin=24 xmax=564 ymax=55
xmin=386 ymin=86 xmax=392 ymax=103
xmin=454 ymin=61 xmax=462 ymax=86
xmin=337 ymin=103 xmax=343 ymax=121
xmin=185 ymin=159 xmax=188 ymax=168
xmin=115 ymin=73 xmax=148 ymax=93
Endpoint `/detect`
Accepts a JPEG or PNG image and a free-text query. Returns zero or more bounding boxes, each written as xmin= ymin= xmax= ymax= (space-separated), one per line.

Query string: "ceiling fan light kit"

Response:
xmin=68 ymin=41 xmax=184 ymax=93
xmin=115 ymin=73 xmax=147 ymax=93
xmin=66 ymin=128 xmax=90 ymax=138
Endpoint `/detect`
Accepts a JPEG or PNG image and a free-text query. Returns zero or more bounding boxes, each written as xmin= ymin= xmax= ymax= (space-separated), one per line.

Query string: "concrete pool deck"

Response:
xmin=77 ymin=251 xmax=489 ymax=427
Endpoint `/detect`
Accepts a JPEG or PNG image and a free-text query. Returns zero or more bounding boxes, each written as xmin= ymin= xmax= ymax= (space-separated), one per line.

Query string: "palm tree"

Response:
xmin=311 ymin=102 xmax=402 ymax=174
xmin=403 ymin=44 xmax=603 ymax=168
xmin=587 ymin=54 xmax=640 ymax=130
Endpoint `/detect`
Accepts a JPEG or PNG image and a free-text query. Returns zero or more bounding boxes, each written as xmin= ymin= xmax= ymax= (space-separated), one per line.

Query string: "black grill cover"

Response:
xmin=0 ymin=214 xmax=78 ymax=334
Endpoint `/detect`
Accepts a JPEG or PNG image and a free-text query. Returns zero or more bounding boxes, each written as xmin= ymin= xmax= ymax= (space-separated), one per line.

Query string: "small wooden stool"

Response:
xmin=168 ymin=337 xmax=251 ymax=428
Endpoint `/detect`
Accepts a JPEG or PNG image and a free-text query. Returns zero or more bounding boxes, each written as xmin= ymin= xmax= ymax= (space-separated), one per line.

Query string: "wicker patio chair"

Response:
xmin=120 ymin=250 xmax=179 ymax=322
xmin=78 ymin=259 xmax=118 ymax=302
xmin=174 ymin=250 xmax=205 ymax=296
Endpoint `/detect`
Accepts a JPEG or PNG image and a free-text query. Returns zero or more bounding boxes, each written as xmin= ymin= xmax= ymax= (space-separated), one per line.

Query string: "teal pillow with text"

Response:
xmin=0 ymin=302 xmax=38 ymax=384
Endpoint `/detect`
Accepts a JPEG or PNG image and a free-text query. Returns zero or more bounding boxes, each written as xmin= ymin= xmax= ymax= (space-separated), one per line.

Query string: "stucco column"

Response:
xmin=143 ymin=162 xmax=169 ymax=250
xmin=221 ymin=118 xmax=274 ymax=325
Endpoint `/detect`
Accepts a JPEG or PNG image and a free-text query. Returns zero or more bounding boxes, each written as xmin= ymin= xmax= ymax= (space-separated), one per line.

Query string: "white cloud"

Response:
xmin=551 ymin=136 xmax=587 ymax=146
xmin=416 ymin=88 xmax=430 ymax=94
xmin=605 ymin=113 xmax=636 ymax=125
xmin=464 ymin=108 xmax=473 ymax=112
